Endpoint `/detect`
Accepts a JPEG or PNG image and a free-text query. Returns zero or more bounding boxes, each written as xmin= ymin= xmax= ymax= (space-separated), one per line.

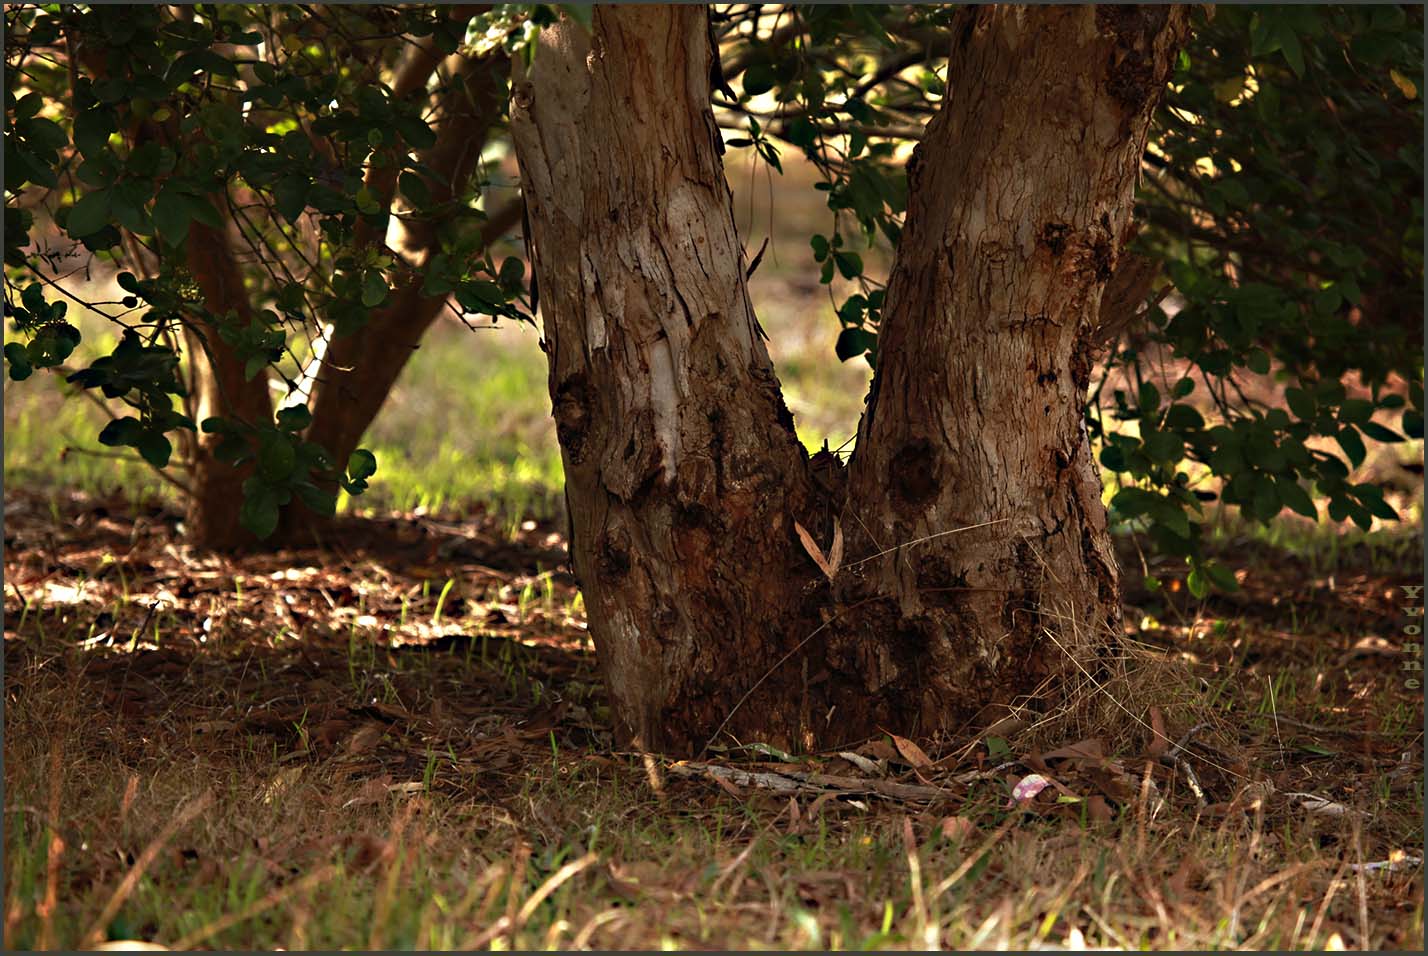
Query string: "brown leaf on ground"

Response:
xmin=341 ymin=775 xmax=394 ymax=809
xmin=1087 ymin=796 xmax=1115 ymax=824
xmin=1039 ymin=738 xmax=1111 ymax=767
xmin=340 ymin=722 xmax=386 ymax=757
xmin=857 ymin=738 xmax=899 ymax=763
xmin=887 ymin=732 xmax=933 ymax=769
xmin=939 ymin=816 xmax=976 ymax=843
xmin=351 ymin=833 xmax=394 ymax=871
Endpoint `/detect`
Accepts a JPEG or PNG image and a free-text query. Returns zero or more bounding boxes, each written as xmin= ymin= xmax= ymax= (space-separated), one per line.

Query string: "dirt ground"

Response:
xmin=3 ymin=487 xmax=1423 ymax=949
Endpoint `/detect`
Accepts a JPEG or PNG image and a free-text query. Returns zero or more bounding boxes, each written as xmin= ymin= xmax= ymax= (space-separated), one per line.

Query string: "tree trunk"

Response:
xmin=281 ymin=50 xmax=514 ymax=544
xmin=830 ymin=5 xmax=1191 ymax=735
xmin=183 ymin=219 xmax=275 ymax=551
xmin=513 ymin=4 xmax=1188 ymax=755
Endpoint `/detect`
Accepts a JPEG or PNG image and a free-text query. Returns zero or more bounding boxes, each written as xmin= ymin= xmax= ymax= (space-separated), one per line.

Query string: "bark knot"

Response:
xmin=890 ymin=439 xmax=940 ymax=512
xmin=553 ymin=372 xmax=592 ymax=464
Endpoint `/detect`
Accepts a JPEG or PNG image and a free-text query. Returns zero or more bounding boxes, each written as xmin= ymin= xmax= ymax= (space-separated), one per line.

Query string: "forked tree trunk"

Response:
xmin=513 ymin=4 xmax=1188 ymax=755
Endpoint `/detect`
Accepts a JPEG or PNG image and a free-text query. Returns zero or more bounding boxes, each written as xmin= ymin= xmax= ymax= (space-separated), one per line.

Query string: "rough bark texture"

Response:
xmin=830 ymin=5 xmax=1191 ymax=735
xmin=183 ymin=220 xmax=275 ymax=551
xmin=513 ymin=4 xmax=1188 ymax=754
xmin=510 ymin=5 xmax=831 ymax=752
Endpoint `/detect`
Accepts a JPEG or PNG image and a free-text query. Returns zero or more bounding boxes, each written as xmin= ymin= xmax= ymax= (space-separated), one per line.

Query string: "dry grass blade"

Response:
xmin=514 ymin=852 xmax=599 ymax=927
xmin=841 ymin=517 xmax=1012 ymax=571
xmin=828 ymin=520 xmax=844 ymax=576
xmin=368 ymin=798 xmax=420 ymax=950
xmin=902 ymin=816 xmax=928 ymax=944
xmin=38 ymin=730 xmax=65 ymax=951
xmin=930 ymin=814 xmax=1019 ymax=900
xmin=81 ymin=790 xmax=214 ymax=948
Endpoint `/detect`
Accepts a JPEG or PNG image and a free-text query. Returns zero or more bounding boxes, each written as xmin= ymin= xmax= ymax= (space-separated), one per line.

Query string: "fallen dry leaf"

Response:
xmin=1039 ymin=738 xmax=1110 ymax=767
xmin=340 ymin=722 xmax=386 ymax=757
xmin=888 ymin=732 xmax=933 ymax=769
xmin=793 ymin=520 xmax=840 ymax=581
xmin=939 ymin=816 xmax=976 ymax=842
xmin=341 ymin=774 xmax=394 ymax=809
xmin=835 ymin=751 xmax=882 ymax=775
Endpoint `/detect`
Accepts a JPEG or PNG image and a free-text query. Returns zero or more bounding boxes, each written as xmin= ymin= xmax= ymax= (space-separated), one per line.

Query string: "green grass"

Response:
xmin=352 ymin=320 xmax=565 ymax=522
xmin=7 ymin=629 xmax=1421 ymax=951
xmin=4 ymin=243 xmax=870 ymax=530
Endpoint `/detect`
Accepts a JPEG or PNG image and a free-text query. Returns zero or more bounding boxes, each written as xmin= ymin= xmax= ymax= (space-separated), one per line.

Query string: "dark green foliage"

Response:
xmin=714 ymin=4 xmax=1422 ymax=586
xmin=6 ymin=5 xmax=1422 ymax=562
xmin=4 ymin=4 xmax=540 ymax=538
xmin=1095 ymin=5 xmax=1422 ymax=553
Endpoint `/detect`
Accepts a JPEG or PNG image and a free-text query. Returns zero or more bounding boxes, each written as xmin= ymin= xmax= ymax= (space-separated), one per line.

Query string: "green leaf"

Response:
xmin=1353 ymin=484 xmax=1400 ymax=521
xmin=151 ymin=186 xmax=192 ymax=243
xmin=742 ymin=64 xmax=775 ymax=97
xmin=98 ymin=417 xmax=144 ymax=447
xmin=1277 ymin=477 xmax=1317 ymax=518
xmin=73 ymin=108 xmax=114 ymax=157
xmin=1142 ymin=429 xmax=1184 ymax=464
xmin=1138 ymin=382 xmax=1161 ymax=414
xmin=499 ymin=256 xmax=525 ymax=288
xmin=354 ymin=186 xmax=382 ymax=215
xmin=1335 ymin=427 xmax=1366 ymax=468
xmin=398 ymin=171 xmax=430 ymax=208
xmin=258 ymin=435 xmax=297 ymax=482
xmin=5 ymin=342 xmax=34 ymax=380
xmin=1338 ymin=399 xmax=1374 ymax=425
xmin=347 ymin=448 xmax=377 ymax=481
xmin=1278 ymin=27 xmax=1305 ymax=77
xmin=361 ymin=270 xmax=389 ymax=308
xmin=275 ymin=404 xmax=313 ymax=432
xmin=1251 ymin=475 xmax=1282 ymax=522
xmin=294 ymin=482 xmax=337 ymax=517
xmin=1186 ymin=568 xmax=1209 ymax=599
xmin=239 ymin=486 xmax=280 ymax=539
xmin=833 ymin=251 xmax=863 ymax=279
xmin=1164 ymin=404 xmax=1205 ymax=431
xmin=1099 ymin=445 xmax=1127 ymax=472
xmin=835 ymin=327 xmax=877 ymax=362
xmin=1110 ymin=487 xmax=1161 ymax=519
xmin=1312 ymin=287 xmax=1341 ymax=315
xmin=185 ymin=194 xmax=223 ymax=229
xmin=136 ymin=431 xmax=172 ymax=468
xmin=1284 ymin=387 xmax=1316 ymax=420
xmin=1359 ymin=421 xmax=1405 ymax=443
xmin=66 ymin=189 xmax=113 ymax=237
xmin=1203 ymin=561 xmax=1240 ymax=592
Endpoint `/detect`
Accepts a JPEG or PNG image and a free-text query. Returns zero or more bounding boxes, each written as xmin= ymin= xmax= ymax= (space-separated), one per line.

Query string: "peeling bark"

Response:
xmin=511 ymin=5 xmax=828 ymax=752
xmin=834 ymin=4 xmax=1190 ymax=733
xmin=821 ymin=5 xmax=1191 ymax=728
